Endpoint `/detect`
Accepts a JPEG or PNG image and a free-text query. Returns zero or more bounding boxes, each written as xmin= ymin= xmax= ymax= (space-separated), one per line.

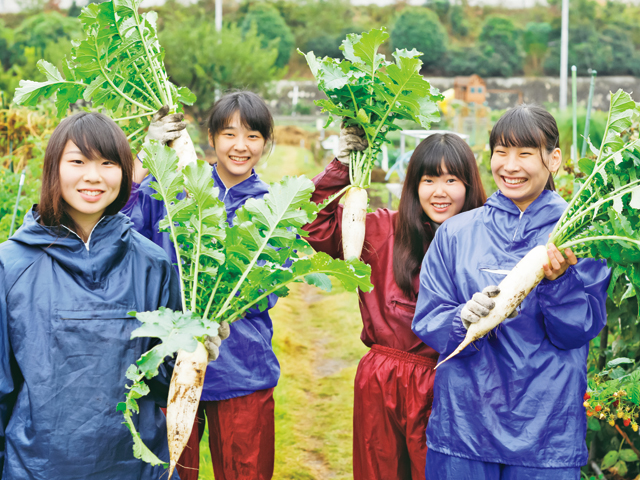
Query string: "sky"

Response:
xmin=0 ymin=0 xmax=550 ymax=13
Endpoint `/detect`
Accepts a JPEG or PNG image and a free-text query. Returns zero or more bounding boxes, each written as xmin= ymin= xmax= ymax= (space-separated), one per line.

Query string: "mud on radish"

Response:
xmin=117 ymin=142 xmax=373 ymax=475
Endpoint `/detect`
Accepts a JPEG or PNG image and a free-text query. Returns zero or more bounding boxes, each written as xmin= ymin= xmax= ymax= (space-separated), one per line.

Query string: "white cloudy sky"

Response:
xmin=1 ymin=0 xmax=552 ymax=13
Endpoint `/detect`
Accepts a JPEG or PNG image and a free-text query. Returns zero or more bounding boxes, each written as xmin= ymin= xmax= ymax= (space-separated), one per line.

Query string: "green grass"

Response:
xmin=196 ymin=145 xmax=366 ymax=479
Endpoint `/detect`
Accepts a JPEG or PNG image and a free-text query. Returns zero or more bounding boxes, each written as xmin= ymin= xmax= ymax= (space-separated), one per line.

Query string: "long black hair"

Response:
xmin=38 ymin=112 xmax=133 ymax=233
xmin=393 ymin=134 xmax=486 ymax=299
xmin=489 ymin=104 xmax=559 ymax=191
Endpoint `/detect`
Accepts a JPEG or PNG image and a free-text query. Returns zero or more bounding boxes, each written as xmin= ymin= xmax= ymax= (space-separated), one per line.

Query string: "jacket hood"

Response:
xmin=11 ymin=207 xmax=133 ymax=284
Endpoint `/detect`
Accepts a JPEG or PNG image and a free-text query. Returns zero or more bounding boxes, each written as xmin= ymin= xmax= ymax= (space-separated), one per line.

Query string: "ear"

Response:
xmin=547 ymin=147 xmax=562 ymax=173
xmin=208 ymin=130 xmax=215 ymax=149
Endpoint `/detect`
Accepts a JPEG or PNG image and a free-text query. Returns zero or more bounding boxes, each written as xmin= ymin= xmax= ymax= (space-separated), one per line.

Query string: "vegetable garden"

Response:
xmin=2 ymin=0 xmax=640 ymax=478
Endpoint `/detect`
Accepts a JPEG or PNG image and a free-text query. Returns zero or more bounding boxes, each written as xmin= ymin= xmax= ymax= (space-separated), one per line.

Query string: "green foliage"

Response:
xmin=300 ymin=27 xmax=442 ymax=188
xmin=390 ymin=8 xmax=447 ymax=69
xmin=449 ymin=5 xmax=469 ymax=37
xmin=241 ymin=3 xmax=295 ymax=69
xmin=523 ymin=22 xmax=551 ymax=75
xmin=160 ymin=17 xmax=281 ymax=120
xmin=425 ymin=0 xmax=450 ymax=21
xmin=477 ymin=16 xmax=524 ymax=77
xmin=12 ymin=12 xmax=82 ymax=58
xmin=12 ymin=0 xmax=196 ymax=151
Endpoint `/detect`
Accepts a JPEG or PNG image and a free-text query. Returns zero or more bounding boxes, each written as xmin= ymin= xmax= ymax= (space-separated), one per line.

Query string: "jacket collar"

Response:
xmin=11 ymin=208 xmax=133 ymax=283
xmin=212 ymin=164 xmax=269 ymax=217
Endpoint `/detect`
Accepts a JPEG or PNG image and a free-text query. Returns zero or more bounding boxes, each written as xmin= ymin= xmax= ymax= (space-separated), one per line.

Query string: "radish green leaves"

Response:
xmin=300 ymin=27 xmax=442 ymax=188
xmin=13 ymin=0 xmax=194 ymax=149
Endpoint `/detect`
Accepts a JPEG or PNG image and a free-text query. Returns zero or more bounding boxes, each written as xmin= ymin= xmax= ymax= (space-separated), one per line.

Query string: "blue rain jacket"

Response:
xmin=412 ymin=190 xmax=610 ymax=468
xmin=122 ymin=164 xmax=280 ymax=401
xmin=0 ymin=209 xmax=181 ymax=480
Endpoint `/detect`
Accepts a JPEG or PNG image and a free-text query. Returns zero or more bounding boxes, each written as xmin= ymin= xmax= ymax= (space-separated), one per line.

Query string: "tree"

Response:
xmin=240 ymin=3 xmax=295 ymax=69
xmin=523 ymin=22 xmax=551 ymax=75
xmin=391 ymin=7 xmax=448 ymax=69
xmin=12 ymin=11 xmax=82 ymax=59
xmin=160 ymin=13 xmax=282 ymax=121
xmin=478 ymin=16 xmax=524 ymax=77
xmin=305 ymin=27 xmax=359 ymax=59
xmin=450 ymin=5 xmax=469 ymax=37
xmin=425 ymin=0 xmax=450 ymax=22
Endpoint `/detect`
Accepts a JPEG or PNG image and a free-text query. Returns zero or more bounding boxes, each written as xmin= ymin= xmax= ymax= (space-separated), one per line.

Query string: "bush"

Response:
xmin=161 ymin=14 xmax=282 ymax=121
xmin=305 ymin=27 xmax=359 ymax=59
xmin=449 ymin=5 xmax=469 ymax=37
xmin=523 ymin=22 xmax=551 ymax=75
xmin=425 ymin=0 xmax=450 ymax=21
xmin=478 ymin=16 xmax=524 ymax=76
xmin=241 ymin=3 xmax=295 ymax=69
xmin=391 ymin=7 xmax=448 ymax=69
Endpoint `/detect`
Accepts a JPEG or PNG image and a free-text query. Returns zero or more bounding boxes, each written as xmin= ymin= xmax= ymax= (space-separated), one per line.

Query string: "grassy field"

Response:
xmin=196 ymin=146 xmax=367 ymax=479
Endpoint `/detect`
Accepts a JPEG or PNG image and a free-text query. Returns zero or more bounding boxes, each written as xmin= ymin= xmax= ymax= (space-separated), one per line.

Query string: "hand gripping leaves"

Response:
xmin=12 ymin=0 xmax=197 ymax=166
xmin=300 ymin=27 xmax=443 ymax=259
xmin=118 ymin=142 xmax=373 ymax=477
xmin=437 ymin=90 xmax=640 ymax=367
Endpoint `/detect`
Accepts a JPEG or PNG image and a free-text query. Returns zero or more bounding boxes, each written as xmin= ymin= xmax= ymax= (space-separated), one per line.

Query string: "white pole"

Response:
xmin=559 ymin=0 xmax=569 ymax=110
xmin=215 ymin=0 xmax=222 ymax=32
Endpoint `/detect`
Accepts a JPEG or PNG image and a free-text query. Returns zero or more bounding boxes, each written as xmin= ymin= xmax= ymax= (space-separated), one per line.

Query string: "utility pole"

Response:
xmin=559 ymin=0 xmax=569 ymax=110
xmin=215 ymin=0 xmax=222 ymax=32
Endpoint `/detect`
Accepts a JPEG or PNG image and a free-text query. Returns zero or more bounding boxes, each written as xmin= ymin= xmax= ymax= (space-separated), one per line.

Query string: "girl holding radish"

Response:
xmin=0 ymin=112 xmax=181 ymax=479
xmin=412 ymin=105 xmax=610 ymax=479
xmin=124 ymin=91 xmax=278 ymax=480
xmin=304 ymin=131 xmax=486 ymax=480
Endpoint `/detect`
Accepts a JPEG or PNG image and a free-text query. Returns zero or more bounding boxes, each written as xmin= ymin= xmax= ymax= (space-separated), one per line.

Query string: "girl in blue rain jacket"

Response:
xmin=412 ymin=105 xmax=610 ymax=480
xmin=0 ymin=112 xmax=181 ymax=479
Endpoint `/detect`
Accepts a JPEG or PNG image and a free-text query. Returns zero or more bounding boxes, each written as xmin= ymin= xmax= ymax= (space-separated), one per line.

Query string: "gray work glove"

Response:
xmin=336 ymin=125 xmax=368 ymax=165
xmin=460 ymin=285 xmax=518 ymax=330
xmin=204 ymin=321 xmax=231 ymax=362
xmin=146 ymin=105 xmax=186 ymax=146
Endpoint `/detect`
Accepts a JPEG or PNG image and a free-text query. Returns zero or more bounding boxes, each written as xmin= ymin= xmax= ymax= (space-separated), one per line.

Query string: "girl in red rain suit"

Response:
xmin=304 ymin=131 xmax=486 ymax=480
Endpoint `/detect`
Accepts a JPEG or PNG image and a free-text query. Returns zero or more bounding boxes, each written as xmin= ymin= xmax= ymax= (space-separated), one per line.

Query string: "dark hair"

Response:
xmin=489 ymin=104 xmax=559 ymax=190
xmin=393 ymin=134 xmax=486 ymax=299
xmin=207 ymin=91 xmax=274 ymax=146
xmin=38 ymin=112 xmax=133 ymax=233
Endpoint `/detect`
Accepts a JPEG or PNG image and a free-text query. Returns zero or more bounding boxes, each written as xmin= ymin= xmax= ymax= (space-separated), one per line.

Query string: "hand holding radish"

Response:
xmin=543 ymin=244 xmax=577 ymax=281
xmin=203 ymin=321 xmax=230 ymax=362
xmin=147 ymin=106 xmax=187 ymax=146
xmin=461 ymin=286 xmax=518 ymax=330
xmin=337 ymin=125 xmax=368 ymax=165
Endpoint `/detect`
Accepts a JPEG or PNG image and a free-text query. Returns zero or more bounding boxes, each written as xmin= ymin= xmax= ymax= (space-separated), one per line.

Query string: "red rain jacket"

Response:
xmin=306 ymin=159 xmax=438 ymax=359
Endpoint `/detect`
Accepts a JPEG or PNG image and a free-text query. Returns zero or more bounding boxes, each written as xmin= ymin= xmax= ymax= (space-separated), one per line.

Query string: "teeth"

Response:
xmin=80 ymin=190 xmax=102 ymax=196
xmin=229 ymin=156 xmax=249 ymax=162
xmin=433 ymin=204 xmax=450 ymax=208
xmin=504 ymin=177 xmax=526 ymax=185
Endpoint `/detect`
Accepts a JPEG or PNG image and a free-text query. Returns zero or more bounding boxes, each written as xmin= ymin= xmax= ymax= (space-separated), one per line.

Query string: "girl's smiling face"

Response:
xmin=491 ymin=145 xmax=562 ymax=211
xmin=209 ymin=111 xmax=266 ymax=188
xmin=418 ymin=164 xmax=467 ymax=223
xmin=59 ymin=140 xmax=122 ymax=232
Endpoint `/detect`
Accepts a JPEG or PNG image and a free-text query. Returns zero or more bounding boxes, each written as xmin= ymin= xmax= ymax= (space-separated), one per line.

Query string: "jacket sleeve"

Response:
xmin=412 ymin=228 xmax=487 ymax=357
xmin=304 ymin=159 xmax=394 ymax=263
xmin=0 ymin=266 xmax=21 ymax=473
xmin=121 ymin=181 xmax=141 ymax=218
xmin=537 ymin=259 xmax=610 ymax=350
xmin=304 ymin=159 xmax=351 ymax=260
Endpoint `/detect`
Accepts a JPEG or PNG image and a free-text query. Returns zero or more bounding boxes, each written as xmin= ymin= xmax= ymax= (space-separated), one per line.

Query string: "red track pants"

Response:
xmin=353 ymin=344 xmax=437 ymax=480
xmin=173 ymin=388 xmax=275 ymax=480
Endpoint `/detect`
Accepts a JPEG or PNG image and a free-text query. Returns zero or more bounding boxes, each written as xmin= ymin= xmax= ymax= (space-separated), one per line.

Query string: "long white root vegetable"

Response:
xmin=436 ymin=245 xmax=550 ymax=368
xmin=342 ymin=187 xmax=368 ymax=260
xmin=169 ymin=130 xmax=198 ymax=169
xmin=166 ymin=342 xmax=208 ymax=478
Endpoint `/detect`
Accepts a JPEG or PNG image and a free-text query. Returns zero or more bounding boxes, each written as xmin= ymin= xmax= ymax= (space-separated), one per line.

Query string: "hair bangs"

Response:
xmin=208 ymin=91 xmax=274 ymax=144
xmin=490 ymin=109 xmax=546 ymax=154
xmin=67 ymin=114 xmax=127 ymax=167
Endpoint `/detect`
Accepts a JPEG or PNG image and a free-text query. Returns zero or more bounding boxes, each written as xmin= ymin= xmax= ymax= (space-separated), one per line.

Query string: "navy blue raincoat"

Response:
xmin=0 ymin=209 xmax=181 ymax=479
xmin=412 ymin=190 xmax=610 ymax=468
xmin=123 ymin=164 xmax=280 ymax=401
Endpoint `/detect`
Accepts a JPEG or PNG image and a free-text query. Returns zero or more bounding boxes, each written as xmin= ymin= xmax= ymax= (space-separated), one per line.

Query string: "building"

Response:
xmin=453 ymin=74 xmax=487 ymax=104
